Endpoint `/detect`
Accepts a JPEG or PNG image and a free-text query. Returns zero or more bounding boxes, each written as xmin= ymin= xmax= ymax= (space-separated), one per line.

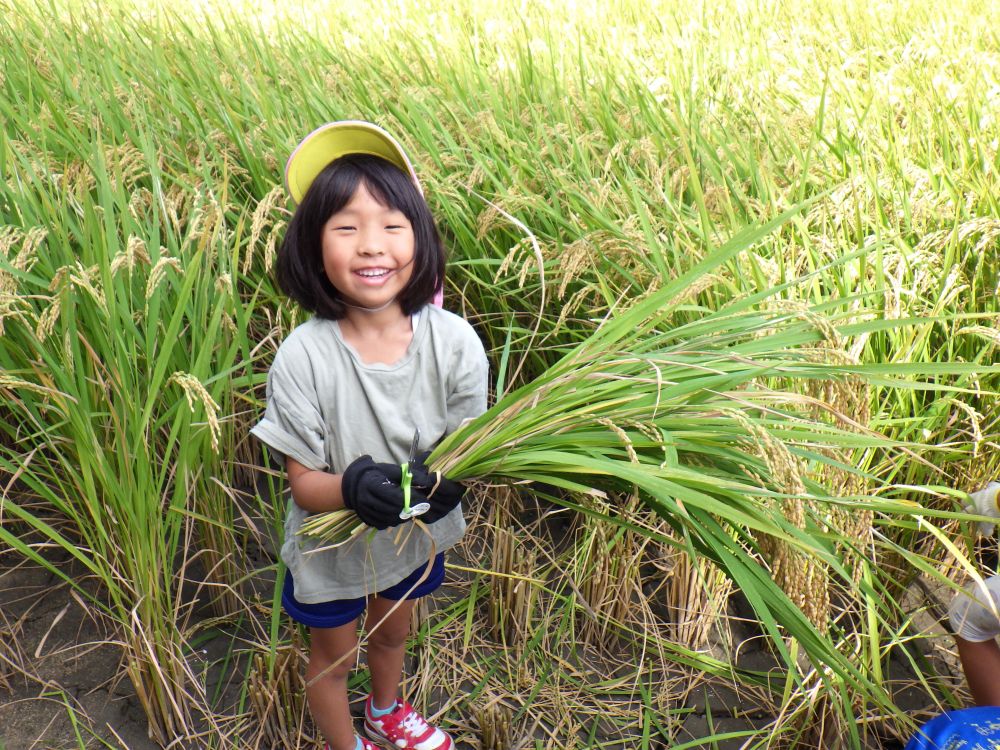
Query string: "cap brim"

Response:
xmin=284 ymin=120 xmax=422 ymax=204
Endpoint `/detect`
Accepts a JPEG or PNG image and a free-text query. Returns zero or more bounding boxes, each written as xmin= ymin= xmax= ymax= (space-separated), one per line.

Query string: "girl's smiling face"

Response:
xmin=321 ymin=182 xmax=416 ymax=311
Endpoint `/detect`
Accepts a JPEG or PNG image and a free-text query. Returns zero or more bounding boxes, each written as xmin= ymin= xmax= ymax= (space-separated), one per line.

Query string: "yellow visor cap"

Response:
xmin=284 ymin=120 xmax=422 ymax=205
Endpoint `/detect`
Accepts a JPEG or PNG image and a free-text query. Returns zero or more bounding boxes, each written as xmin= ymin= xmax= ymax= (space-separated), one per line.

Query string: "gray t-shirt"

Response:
xmin=251 ymin=304 xmax=489 ymax=602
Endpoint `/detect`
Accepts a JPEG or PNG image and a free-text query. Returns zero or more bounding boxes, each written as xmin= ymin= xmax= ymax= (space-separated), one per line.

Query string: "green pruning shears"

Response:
xmin=399 ymin=427 xmax=430 ymax=520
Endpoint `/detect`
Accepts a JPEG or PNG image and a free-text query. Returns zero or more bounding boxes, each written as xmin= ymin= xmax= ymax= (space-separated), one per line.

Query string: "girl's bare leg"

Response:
xmin=955 ymin=635 xmax=1000 ymax=706
xmin=365 ymin=595 xmax=416 ymax=709
xmin=308 ymin=620 xmax=361 ymax=750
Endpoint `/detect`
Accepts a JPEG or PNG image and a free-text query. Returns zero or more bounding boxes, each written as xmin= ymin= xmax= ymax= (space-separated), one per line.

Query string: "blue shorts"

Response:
xmin=282 ymin=553 xmax=446 ymax=629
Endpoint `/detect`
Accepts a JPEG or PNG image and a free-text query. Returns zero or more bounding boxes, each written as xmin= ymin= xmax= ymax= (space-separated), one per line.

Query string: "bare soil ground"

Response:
xmin=0 ymin=549 xmax=159 ymax=750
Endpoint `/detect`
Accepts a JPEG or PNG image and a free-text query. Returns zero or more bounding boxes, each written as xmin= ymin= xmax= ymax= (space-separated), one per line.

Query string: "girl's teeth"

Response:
xmin=358 ymin=269 xmax=389 ymax=277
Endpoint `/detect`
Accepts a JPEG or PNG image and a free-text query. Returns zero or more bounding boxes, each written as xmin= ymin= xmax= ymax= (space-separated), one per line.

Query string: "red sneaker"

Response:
xmin=363 ymin=696 xmax=453 ymax=750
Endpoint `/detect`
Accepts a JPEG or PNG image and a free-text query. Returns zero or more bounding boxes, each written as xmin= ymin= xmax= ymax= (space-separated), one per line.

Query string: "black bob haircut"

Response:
xmin=276 ymin=153 xmax=444 ymax=319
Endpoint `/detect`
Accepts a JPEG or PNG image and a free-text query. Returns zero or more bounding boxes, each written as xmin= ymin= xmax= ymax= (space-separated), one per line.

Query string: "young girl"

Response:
xmin=251 ymin=121 xmax=489 ymax=750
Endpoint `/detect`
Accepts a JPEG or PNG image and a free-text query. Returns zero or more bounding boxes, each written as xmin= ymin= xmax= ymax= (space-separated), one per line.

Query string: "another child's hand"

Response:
xmin=965 ymin=482 xmax=1000 ymax=537
xmin=341 ymin=455 xmax=408 ymax=530
xmin=949 ymin=575 xmax=1000 ymax=642
xmin=408 ymin=451 xmax=466 ymax=524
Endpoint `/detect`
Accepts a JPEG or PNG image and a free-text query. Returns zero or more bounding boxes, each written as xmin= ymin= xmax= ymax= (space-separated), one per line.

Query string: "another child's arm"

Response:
xmin=954 ymin=638 xmax=1000 ymax=706
xmin=949 ymin=575 xmax=1000 ymax=706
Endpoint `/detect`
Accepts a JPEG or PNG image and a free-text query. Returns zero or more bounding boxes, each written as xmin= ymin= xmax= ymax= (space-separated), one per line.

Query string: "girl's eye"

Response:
xmin=386 ymin=225 xmax=404 ymax=230
xmin=333 ymin=226 xmax=355 ymax=231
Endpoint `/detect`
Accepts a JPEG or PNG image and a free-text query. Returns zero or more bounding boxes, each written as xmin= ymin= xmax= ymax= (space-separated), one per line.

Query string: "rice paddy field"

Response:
xmin=1 ymin=0 xmax=999 ymax=747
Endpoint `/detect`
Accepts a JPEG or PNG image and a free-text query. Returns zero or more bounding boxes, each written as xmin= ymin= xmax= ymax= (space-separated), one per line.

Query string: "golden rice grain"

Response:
xmin=34 ymin=297 xmax=61 ymax=341
xmin=145 ymin=256 xmax=182 ymax=299
xmin=0 ymin=371 xmax=64 ymax=398
xmin=0 ymin=227 xmax=22 ymax=258
xmin=597 ymin=417 xmax=639 ymax=464
xmin=245 ymin=186 xmax=286 ymax=274
xmin=65 ymin=262 xmax=106 ymax=311
xmin=0 ymin=271 xmax=14 ymax=302
xmin=168 ymin=371 xmax=221 ymax=453
xmin=128 ymin=187 xmax=154 ymax=221
xmin=103 ymin=143 xmax=150 ymax=188
xmin=0 ymin=296 xmax=29 ymax=337
xmin=476 ymin=204 xmax=502 ymax=240
xmin=14 ymin=227 xmax=46 ymax=272
xmin=263 ymin=225 xmax=283 ymax=272
xmin=110 ymin=235 xmax=151 ymax=275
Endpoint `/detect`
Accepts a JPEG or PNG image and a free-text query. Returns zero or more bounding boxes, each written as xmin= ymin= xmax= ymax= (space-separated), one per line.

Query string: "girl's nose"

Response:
xmin=358 ymin=238 xmax=384 ymax=256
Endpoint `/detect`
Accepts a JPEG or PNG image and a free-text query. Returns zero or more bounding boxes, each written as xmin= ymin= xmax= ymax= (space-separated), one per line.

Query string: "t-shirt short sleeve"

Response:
xmin=251 ymin=345 xmax=328 ymax=471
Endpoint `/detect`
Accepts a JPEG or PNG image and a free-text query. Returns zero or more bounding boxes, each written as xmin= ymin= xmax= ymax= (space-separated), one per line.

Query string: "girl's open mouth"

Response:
xmin=354 ymin=268 xmax=394 ymax=284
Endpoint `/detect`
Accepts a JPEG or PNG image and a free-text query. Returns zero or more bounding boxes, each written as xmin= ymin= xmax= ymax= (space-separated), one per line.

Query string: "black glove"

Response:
xmin=341 ymin=455 xmax=409 ymax=530
xmin=407 ymin=451 xmax=466 ymax=524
